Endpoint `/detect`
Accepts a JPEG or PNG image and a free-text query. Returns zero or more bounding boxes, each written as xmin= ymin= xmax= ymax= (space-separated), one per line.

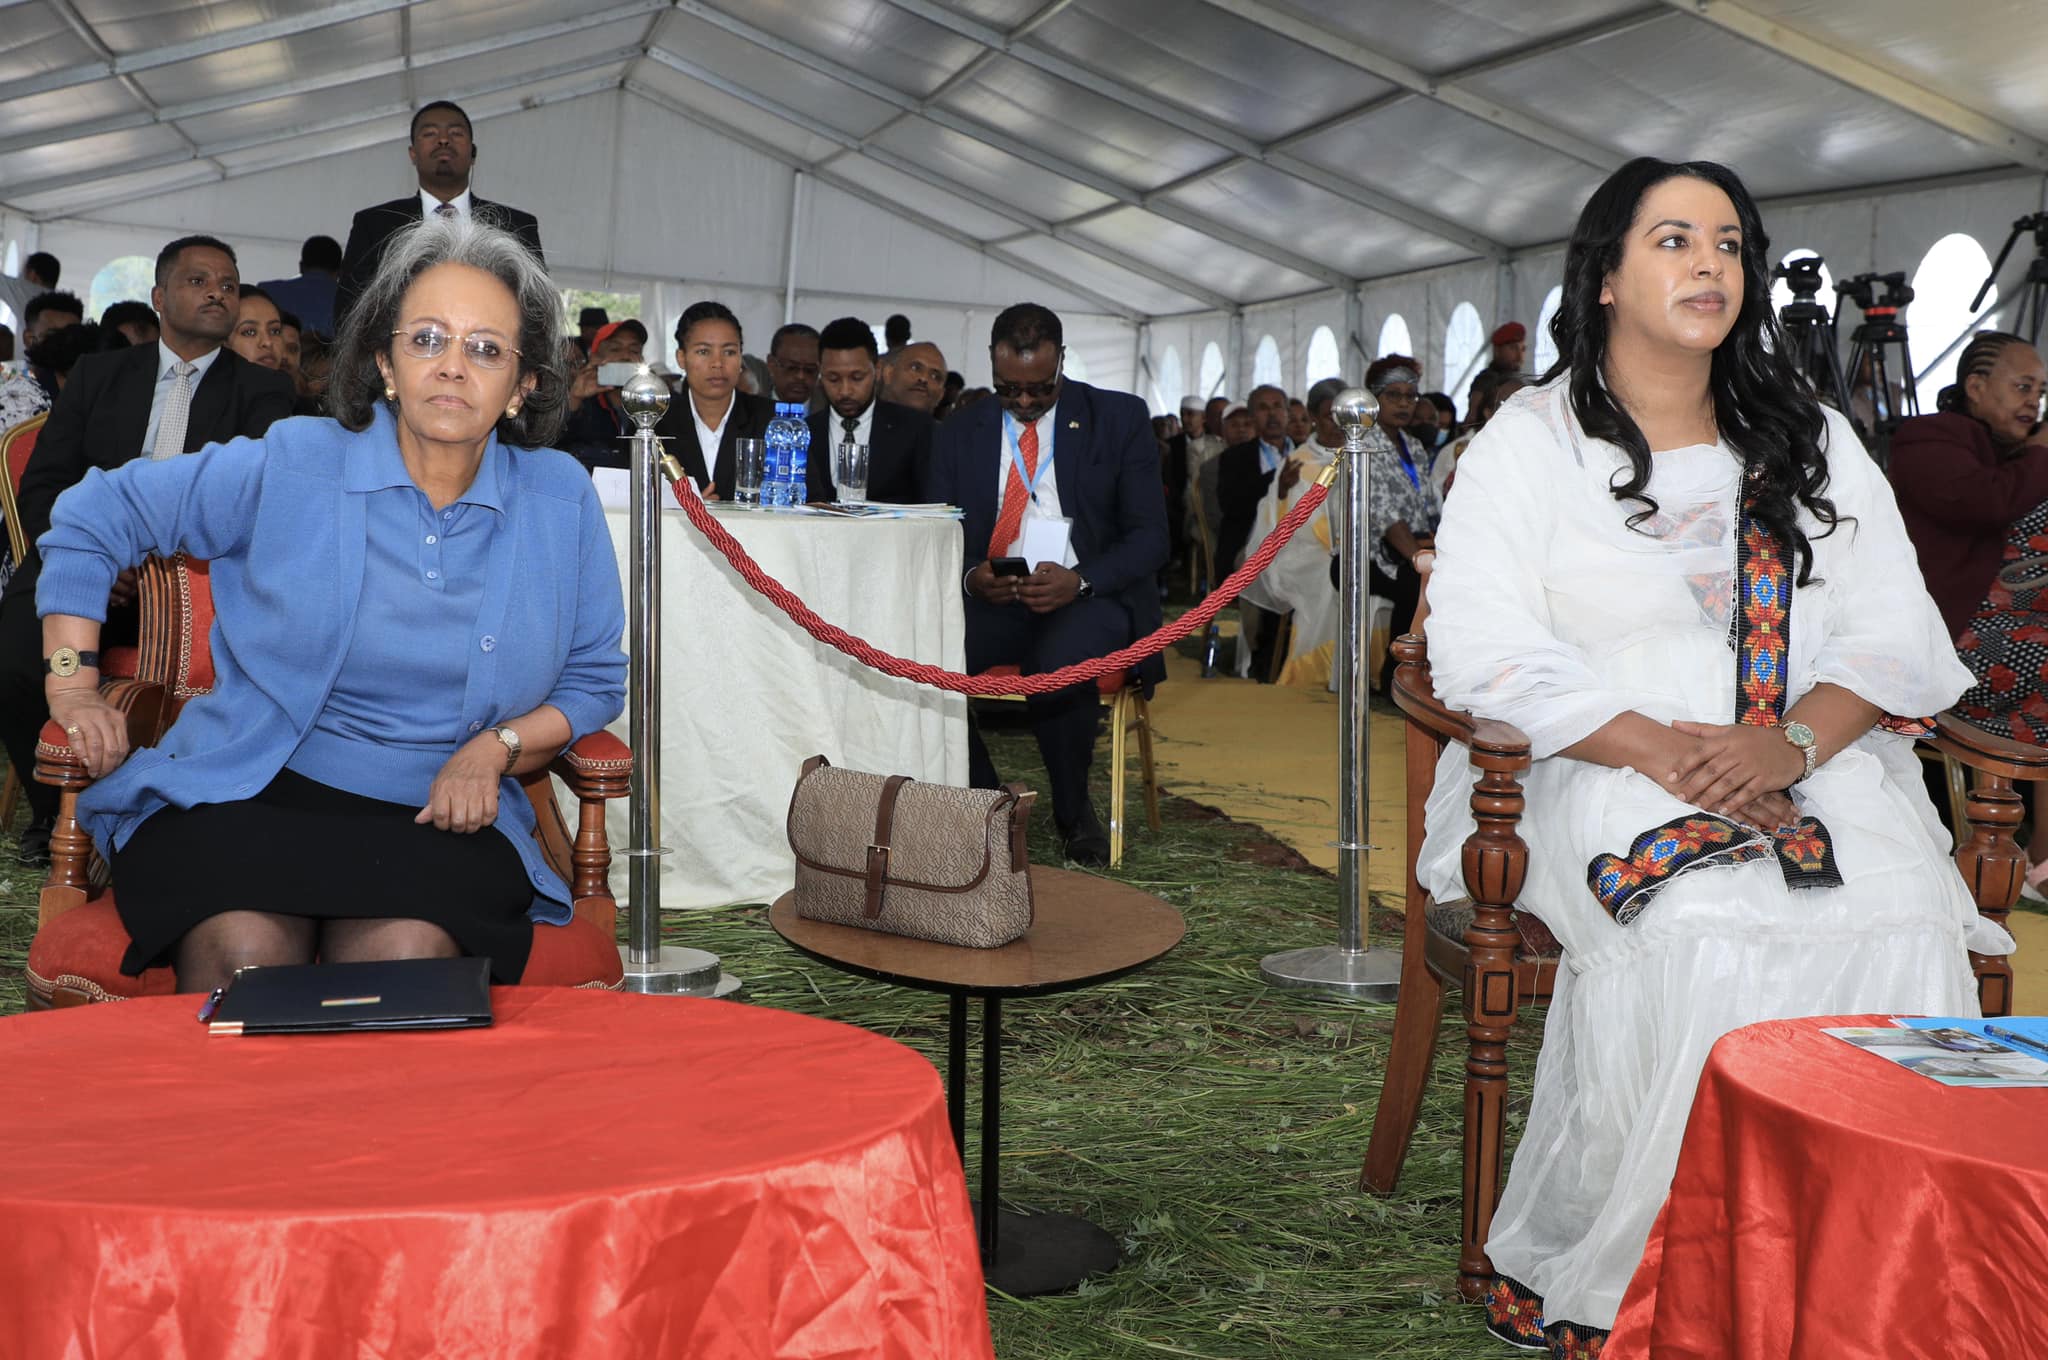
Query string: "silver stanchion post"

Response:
xmin=617 ymin=367 xmax=741 ymax=997
xmin=1259 ymin=387 xmax=1402 ymax=1000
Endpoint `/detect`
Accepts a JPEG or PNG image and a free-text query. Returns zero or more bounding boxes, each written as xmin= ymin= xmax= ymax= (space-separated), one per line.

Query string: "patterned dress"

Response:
xmin=1418 ymin=380 xmax=2008 ymax=1345
xmin=1952 ymin=500 xmax=2048 ymax=743
xmin=1364 ymin=425 xmax=1441 ymax=577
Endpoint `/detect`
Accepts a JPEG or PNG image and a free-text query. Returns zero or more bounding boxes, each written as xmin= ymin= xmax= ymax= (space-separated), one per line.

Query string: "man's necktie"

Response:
xmin=435 ymin=202 xmax=457 ymax=220
xmin=841 ymin=415 xmax=858 ymax=441
xmin=990 ymin=420 xmax=1039 ymax=559
xmin=151 ymin=361 xmax=196 ymax=460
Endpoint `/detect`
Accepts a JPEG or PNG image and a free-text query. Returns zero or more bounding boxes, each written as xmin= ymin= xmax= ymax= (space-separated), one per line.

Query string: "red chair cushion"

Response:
xmin=976 ymin=662 xmax=1129 ymax=696
xmin=26 ymin=897 xmax=177 ymax=1004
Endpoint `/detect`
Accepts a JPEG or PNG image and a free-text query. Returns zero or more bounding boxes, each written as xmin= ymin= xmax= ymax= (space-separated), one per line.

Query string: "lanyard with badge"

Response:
xmin=1004 ymin=410 xmax=1073 ymax=566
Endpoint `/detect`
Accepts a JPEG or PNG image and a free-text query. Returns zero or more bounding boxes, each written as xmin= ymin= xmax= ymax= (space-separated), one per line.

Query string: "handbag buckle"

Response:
xmin=863 ymin=843 xmax=890 ymax=919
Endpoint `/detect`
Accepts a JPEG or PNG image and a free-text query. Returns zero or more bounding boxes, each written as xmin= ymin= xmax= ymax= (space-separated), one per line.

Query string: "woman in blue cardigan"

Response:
xmin=38 ymin=218 xmax=626 ymax=993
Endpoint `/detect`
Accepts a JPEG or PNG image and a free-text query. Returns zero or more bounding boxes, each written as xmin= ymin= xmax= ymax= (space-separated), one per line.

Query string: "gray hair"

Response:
xmin=329 ymin=214 xmax=567 ymax=448
xmin=1305 ymin=376 xmax=1346 ymax=413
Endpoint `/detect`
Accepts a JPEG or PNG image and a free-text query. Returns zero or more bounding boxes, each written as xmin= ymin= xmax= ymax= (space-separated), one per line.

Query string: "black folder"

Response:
xmin=204 ymin=957 xmax=493 ymax=1035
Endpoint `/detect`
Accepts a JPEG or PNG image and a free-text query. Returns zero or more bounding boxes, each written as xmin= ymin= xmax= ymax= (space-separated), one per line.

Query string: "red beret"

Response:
xmin=1490 ymin=322 xmax=1526 ymax=346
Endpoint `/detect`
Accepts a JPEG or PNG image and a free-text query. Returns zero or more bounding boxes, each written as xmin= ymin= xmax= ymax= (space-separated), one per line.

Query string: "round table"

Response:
xmin=770 ymin=865 xmax=1186 ymax=1297
xmin=0 ymin=988 xmax=994 ymax=1360
xmin=1609 ymin=1014 xmax=2048 ymax=1358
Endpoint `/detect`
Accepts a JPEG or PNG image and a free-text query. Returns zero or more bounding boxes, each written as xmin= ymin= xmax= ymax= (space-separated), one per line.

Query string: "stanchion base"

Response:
xmin=1258 ymin=945 xmax=1402 ymax=1001
xmin=972 ymin=1203 xmax=1121 ymax=1297
xmin=618 ymin=945 xmax=742 ymax=997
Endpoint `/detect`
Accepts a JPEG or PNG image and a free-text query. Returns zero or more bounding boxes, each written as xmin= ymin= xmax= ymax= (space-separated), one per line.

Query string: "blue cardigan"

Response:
xmin=36 ymin=408 xmax=628 ymax=923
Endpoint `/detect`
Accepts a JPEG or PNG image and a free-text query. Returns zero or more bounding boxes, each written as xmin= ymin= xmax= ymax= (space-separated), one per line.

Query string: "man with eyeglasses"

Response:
xmin=0 ymin=233 xmax=293 ymax=868
xmin=925 ymin=302 xmax=1169 ymax=867
xmin=765 ymin=323 xmax=821 ymax=411
xmin=335 ymin=100 xmax=544 ymax=327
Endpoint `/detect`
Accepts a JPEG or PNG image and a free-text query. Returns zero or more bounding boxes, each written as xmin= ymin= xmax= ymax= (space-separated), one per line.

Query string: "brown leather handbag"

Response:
xmin=785 ymin=755 xmax=1035 ymax=948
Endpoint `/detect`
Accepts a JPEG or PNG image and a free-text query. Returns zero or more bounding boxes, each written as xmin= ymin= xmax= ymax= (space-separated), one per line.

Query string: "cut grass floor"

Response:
xmin=1 ymin=730 xmax=1535 ymax=1358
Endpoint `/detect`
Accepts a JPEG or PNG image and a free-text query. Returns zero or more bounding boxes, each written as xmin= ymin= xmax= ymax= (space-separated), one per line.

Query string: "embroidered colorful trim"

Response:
xmin=1733 ymin=510 xmax=1790 ymax=728
xmin=1587 ymin=814 xmax=1770 ymax=924
xmin=1545 ymin=1320 xmax=1610 ymax=1359
xmin=1484 ymin=1275 xmax=1547 ymax=1350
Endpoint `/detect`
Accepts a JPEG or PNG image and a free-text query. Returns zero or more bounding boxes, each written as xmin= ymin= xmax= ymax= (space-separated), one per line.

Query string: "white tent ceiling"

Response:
xmin=3 ymin=0 xmax=2047 ymax=392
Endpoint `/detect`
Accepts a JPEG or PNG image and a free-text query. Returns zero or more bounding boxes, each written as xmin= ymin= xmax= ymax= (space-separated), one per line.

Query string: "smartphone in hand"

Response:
xmin=989 ymin=556 xmax=1030 ymax=577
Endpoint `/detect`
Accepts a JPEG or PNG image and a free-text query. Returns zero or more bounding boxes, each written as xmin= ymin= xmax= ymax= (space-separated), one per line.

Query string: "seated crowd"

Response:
xmin=0 ymin=100 xmax=2030 ymax=1356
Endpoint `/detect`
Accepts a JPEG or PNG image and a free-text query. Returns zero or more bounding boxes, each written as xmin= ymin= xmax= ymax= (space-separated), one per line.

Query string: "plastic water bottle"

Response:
xmin=786 ymin=406 xmax=811 ymax=505
xmin=763 ymin=403 xmax=793 ymax=507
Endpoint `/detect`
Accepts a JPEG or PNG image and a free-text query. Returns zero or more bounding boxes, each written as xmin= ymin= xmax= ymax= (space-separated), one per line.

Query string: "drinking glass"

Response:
xmin=734 ymin=437 xmax=764 ymax=505
xmin=834 ymin=441 xmax=870 ymax=504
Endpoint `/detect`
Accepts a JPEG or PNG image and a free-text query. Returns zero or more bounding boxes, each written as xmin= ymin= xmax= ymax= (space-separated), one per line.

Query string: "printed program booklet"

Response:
xmin=1822 ymin=1016 xmax=2048 ymax=1088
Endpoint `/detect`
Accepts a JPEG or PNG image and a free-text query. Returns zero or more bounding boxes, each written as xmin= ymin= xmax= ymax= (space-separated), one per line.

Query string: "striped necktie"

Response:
xmin=991 ymin=420 xmax=1039 ymax=559
xmin=151 ymin=360 xmax=196 ymax=460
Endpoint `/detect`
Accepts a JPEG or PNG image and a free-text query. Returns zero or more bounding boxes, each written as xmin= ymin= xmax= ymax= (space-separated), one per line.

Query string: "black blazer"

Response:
xmin=6 ymin=345 xmax=295 ymax=603
xmin=1214 ymin=438 xmax=1279 ymax=574
xmin=925 ymin=379 xmax=1170 ymax=685
xmin=653 ymin=390 xmax=776 ymax=500
xmin=805 ymin=398 xmax=934 ymax=503
xmin=336 ymin=193 xmax=545 ymax=325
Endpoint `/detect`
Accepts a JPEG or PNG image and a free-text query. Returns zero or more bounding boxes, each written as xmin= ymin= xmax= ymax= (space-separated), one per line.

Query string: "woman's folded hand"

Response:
xmin=416 ymin=737 xmax=505 ymax=834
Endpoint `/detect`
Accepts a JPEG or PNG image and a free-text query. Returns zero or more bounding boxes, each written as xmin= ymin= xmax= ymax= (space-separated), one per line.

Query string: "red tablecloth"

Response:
xmin=1610 ymin=1015 xmax=2048 ymax=1359
xmin=0 ymin=989 xmax=994 ymax=1360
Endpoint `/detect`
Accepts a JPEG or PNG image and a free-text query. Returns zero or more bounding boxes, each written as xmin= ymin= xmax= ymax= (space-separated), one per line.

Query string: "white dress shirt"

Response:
xmin=995 ymin=404 xmax=1076 ymax=568
xmin=141 ymin=341 xmax=223 ymax=457
xmin=690 ymin=391 xmax=736 ymax=485
xmin=420 ymin=187 xmax=474 ymax=220
xmin=826 ymin=400 xmax=876 ymax=494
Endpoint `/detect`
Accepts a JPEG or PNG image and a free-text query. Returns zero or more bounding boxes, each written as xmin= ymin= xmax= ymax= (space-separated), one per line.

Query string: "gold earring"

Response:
xmin=506 ymin=399 xmax=521 ymax=418
xmin=384 ymin=383 xmax=396 ymax=401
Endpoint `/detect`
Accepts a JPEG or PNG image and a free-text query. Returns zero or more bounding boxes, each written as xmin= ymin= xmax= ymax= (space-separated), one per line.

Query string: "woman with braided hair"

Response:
xmin=1419 ymin=157 xmax=2009 ymax=1356
xmin=1888 ymin=330 xmax=2048 ymax=640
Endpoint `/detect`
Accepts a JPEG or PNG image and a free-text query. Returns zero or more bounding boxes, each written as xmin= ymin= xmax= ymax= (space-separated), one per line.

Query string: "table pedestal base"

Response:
xmin=972 ymin=1203 xmax=1120 ymax=1297
xmin=619 ymin=945 xmax=742 ymax=997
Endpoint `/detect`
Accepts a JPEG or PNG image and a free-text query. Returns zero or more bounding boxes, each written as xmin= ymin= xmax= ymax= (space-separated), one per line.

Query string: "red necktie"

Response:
xmin=990 ymin=420 xmax=1039 ymax=559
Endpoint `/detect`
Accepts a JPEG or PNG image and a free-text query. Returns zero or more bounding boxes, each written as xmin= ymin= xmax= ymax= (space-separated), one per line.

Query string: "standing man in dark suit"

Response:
xmin=926 ymin=303 xmax=1168 ymax=865
xmin=1214 ymin=383 xmax=1297 ymax=678
xmin=0 ymin=234 xmax=294 ymax=865
xmin=653 ymin=301 xmax=774 ymax=499
xmin=335 ymin=101 xmax=544 ymax=326
xmin=806 ymin=316 xmax=933 ymax=504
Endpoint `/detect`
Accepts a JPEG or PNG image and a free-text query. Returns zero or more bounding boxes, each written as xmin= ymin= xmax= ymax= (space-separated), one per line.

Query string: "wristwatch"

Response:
xmin=1781 ymin=720 xmax=1818 ymax=783
xmin=44 ymin=647 xmax=100 ymax=679
xmin=1075 ymin=574 xmax=1095 ymax=599
xmin=491 ymin=725 xmax=523 ymax=772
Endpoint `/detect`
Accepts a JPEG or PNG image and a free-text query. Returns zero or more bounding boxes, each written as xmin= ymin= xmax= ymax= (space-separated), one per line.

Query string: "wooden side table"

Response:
xmin=770 ymin=865 xmax=1186 ymax=1296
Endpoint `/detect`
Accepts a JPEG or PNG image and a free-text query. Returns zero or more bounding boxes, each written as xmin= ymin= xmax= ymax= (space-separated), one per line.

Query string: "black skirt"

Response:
xmin=111 ymin=768 xmax=536 ymax=982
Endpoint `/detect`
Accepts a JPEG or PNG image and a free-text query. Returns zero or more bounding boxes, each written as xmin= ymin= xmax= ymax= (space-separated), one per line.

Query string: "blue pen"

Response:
xmin=196 ymin=987 xmax=226 ymax=1023
xmin=1985 ymin=1025 xmax=2048 ymax=1061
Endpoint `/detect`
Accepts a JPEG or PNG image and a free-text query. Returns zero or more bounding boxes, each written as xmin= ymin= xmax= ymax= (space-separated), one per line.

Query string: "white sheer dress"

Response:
xmin=1417 ymin=378 xmax=2014 ymax=1330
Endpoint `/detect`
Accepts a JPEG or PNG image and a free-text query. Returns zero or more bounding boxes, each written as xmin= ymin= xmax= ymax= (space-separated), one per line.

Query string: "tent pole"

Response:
xmin=782 ymin=170 xmax=805 ymax=325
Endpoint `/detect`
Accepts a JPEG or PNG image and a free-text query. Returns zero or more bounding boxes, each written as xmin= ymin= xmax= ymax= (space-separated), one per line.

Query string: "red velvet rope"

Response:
xmin=665 ymin=476 xmax=1334 ymax=696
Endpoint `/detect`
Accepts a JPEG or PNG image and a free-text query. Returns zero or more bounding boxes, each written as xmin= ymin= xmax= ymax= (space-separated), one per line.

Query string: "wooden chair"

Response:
xmin=976 ymin=665 xmax=1161 ymax=867
xmin=0 ymin=411 xmax=47 ymax=831
xmin=1357 ymin=633 xmax=2022 ymax=1304
xmin=25 ymin=553 xmax=633 ymax=1007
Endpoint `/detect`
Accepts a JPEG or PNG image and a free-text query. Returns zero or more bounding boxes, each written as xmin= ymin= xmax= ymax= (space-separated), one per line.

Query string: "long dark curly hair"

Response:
xmin=1543 ymin=157 xmax=1841 ymax=585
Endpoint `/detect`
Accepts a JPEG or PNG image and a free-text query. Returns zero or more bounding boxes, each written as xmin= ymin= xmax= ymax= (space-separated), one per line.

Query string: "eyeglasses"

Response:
xmin=992 ymin=375 xmax=1061 ymax=401
xmin=391 ymin=326 xmax=521 ymax=370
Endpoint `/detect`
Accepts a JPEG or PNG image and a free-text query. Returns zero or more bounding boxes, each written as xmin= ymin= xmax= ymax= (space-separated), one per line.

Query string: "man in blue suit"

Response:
xmin=926 ymin=304 xmax=1169 ymax=866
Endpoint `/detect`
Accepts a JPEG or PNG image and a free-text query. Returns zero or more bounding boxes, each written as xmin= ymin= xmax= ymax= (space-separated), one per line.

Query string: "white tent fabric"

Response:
xmin=3 ymin=0 xmax=2047 ymax=402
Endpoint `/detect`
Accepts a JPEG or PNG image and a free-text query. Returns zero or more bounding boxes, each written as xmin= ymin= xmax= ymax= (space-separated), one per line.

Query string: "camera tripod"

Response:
xmin=1775 ymin=263 xmax=1853 ymax=416
xmin=1973 ymin=213 xmax=2048 ymax=345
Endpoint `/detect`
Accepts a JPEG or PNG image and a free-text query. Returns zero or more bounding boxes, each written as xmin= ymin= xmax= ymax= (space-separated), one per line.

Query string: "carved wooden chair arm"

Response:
xmin=545 ymin=730 xmax=632 ymax=801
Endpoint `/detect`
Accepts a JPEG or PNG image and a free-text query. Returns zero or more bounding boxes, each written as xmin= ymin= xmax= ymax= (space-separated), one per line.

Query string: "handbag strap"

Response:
xmin=865 ymin=774 xmax=913 ymax=919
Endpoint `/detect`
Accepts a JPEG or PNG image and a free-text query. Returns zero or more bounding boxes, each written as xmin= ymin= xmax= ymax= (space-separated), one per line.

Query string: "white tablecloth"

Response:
xmin=591 ymin=503 xmax=968 ymax=908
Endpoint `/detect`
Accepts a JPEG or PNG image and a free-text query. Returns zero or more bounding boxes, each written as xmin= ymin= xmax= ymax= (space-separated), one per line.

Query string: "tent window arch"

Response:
xmin=1065 ymin=347 xmax=1090 ymax=383
xmin=1252 ymin=334 xmax=1282 ymax=389
xmin=1199 ymin=342 xmax=1225 ymax=400
xmin=1151 ymin=345 xmax=1181 ymax=414
xmin=1532 ymin=285 xmax=1564 ymax=377
xmin=1442 ymin=301 xmax=1485 ymax=411
xmin=87 ymin=256 xmax=155 ymax=323
xmin=1909 ymin=233 xmax=1998 ymax=412
xmin=1304 ymin=325 xmax=1341 ymax=390
xmin=1377 ymin=314 xmax=1412 ymax=362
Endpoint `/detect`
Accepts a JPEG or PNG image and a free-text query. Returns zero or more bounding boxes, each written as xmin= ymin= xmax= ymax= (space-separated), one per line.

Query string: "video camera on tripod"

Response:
xmin=1972 ymin=212 xmax=2048 ymax=344
xmin=1771 ymin=255 xmax=1918 ymax=463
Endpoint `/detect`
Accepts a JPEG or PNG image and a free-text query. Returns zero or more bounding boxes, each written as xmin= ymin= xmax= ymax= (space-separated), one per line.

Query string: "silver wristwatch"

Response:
xmin=1781 ymin=720 xmax=1817 ymax=783
xmin=492 ymin=725 xmax=523 ymax=772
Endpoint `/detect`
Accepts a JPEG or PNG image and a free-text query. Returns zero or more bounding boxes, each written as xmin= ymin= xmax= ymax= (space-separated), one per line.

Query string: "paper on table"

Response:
xmin=1018 ymin=515 xmax=1075 ymax=570
xmin=1828 ymin=1022 xmax=2048 ymax=1087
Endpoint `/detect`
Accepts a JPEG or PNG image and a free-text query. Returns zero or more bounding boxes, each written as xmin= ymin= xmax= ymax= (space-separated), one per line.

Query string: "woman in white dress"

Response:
xmin=1417 ymin=157 xmax=2012 ymax=1357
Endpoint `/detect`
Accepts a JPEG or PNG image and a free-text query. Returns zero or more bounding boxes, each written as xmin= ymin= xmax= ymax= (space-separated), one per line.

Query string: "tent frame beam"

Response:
xmin=1659 ymin=0 xmax=2048 ymax=169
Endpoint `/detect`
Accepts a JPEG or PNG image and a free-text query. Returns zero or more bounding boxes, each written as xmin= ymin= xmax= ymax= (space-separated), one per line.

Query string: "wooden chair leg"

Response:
xmin=1955 ymin=771 xmax=2023 ymax=1019
xmin=1135 ymin=691 xmax=1161 ymax=832
xmin=1108 ymin=688 xmax=1129 ymax=867
xmin=1457 ymin=747 xmax=1531 ymax=1302
xmin=0 ymin=767 xmax=17 ymax=832
xmin=1361 ymin=949 xmax=1446 ymax=1193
